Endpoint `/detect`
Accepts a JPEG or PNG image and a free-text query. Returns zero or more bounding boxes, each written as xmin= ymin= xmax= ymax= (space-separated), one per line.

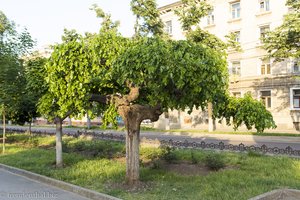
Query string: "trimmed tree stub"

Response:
xmin=115 ymin=86 xmax=162 ymax=185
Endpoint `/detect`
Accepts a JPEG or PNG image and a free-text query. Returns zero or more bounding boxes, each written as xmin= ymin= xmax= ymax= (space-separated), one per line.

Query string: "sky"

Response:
xmin=1 ymin=0 xmax=177 ymax=50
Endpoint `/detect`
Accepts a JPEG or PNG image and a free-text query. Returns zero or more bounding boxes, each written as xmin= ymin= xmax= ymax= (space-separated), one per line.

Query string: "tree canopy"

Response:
xmin=40 ymin=1 xmax=277 ymax=184
xmin=0 ymin=11 xmax=35 ymax=124
xmin=263 ymin=0 xmax=300 ymax=60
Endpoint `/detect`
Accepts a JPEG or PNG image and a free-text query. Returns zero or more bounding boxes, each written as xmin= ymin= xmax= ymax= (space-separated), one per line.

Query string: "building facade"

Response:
xmin=155 ymin=0 xmax=300 ymax=131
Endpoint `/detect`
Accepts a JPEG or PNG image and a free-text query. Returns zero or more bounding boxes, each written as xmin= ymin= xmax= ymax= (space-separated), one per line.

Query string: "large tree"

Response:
xmin=43 ymin=2 xmax=228 ymax=184
xmin=43 ymin=0 xmax=276 ymax=185
xmin=263 ymin=0 xmax=300 ymax=60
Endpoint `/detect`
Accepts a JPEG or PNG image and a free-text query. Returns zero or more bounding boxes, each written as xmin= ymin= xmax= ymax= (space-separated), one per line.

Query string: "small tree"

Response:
xmin=22 ymin=54 xmax=48 ymax=133
xmin=217 ymin=93 xmax=277 ymax=133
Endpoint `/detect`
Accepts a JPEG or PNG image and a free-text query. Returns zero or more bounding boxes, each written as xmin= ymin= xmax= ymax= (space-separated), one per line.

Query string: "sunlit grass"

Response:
xmin=0 ymin=134 xmax=300 ymax=200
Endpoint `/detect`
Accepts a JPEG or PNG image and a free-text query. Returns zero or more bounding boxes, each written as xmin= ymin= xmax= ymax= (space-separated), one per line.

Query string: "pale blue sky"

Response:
xmin=1 ymin=0 xmax=177 ymax=50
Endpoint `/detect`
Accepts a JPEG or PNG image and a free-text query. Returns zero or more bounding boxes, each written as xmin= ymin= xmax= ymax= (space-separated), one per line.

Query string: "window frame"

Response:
xmin=292 ymin=59 xmax=300 ymax=73
xmin=164 ymin=20 xmax=172 ymax=35
xmin=230 ymin=1 xmax=241 ymax=19
xmin=207 ymin=10 xmax=215 ymax=25
xmin=259 ymin=0 xmax=270 ymax=12
xmin=290 ymin=88 xmax=300 ymax=110
xmin=259 ymin=25 xmax=270 ymax=40
xmin=231 ymin=61 xmax=241 ymax=76
xmin=259 ymin=90 xmax=272 ymax=108
xmin=234 ymin=31 xmax=241 ymax=43
xmin=260 ymin=58 xmax=271 ymax=75
xmin=232 ymin=92 xmax=242 ymax=98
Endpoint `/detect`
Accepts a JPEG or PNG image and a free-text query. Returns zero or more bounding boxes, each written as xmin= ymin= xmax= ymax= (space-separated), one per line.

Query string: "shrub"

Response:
xmin=162 ymin=146 xmax=177 ymax=163
xmin=217 ymin=93 xmax=277 ymax=133
xmin=204 ymin=153 xmax=225 ymax=171
xmin=247 ymin=150 xmax=262 ymax=157
xmin=190 ymin=150 xmax=199 ymax=164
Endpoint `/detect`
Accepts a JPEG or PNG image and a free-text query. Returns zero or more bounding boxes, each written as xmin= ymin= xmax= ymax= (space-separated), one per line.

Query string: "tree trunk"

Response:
xmin=28 ymin=121 xmax=32 ymax=135
xmin=125 ymin=120 xmax=140 ymax=185
xmin=87 ymin=113 xmax=91 ymax=129
xmin=2 ymin=107 xmax=5 ymax=154
xmin=208 ymin=102 xmax=215 ymax=132
xmin=55 ymin=119 xmax=63 ymax=168
xmin=117 ymin=105 xmax=143 ymax=186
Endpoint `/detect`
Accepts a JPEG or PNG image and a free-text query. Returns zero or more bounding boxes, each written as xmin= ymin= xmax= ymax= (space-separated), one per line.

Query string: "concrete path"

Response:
xmin=3 ymin=125 xmax=300 ymax=150
xmin=0 ymin=169 xmax=90 ymax=200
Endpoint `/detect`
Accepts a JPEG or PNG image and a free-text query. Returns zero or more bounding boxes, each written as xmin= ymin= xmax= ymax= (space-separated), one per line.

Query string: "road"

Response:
xmin=3 ymin=125 xmax=300 ymax=150
xmin=0 ymin=169 xmax=90 ymax=200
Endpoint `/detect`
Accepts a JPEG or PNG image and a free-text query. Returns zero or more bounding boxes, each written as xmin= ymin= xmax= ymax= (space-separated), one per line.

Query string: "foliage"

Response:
xmin=90 ymin=4 xmax=120 ymax=33
xmin=218 ymin=93 xmax=277 ymax=133
xmin=204 ymin=152 xmax=226 ymax=171
xmin=190 ymin=150 xmax=199 ymax=164
xmin=0 ymin=11 xmax=35 ymax=124
xmin=225 ymin=32 xmax=242 ymax=52
xmin=161 ymin=146 xmax=177 ymax=163
xmin=11 ymin=54 xmax=48 ymax=125
xmin=101 ymin=104 xmax=118 ymax=129
xmin=0 ymin=11 xmax=34 ymax=57
xmin=263 ymin=0 xmax=300 ymax=61
xmin=174 ymin=0 xmax=212 ymax=31
xmin=131 ymin=0 xmax=164 ymax=37
xmin=39 ymin=27 xmax=127 ymax=121
xmin=186 ymin=27 xmax=227 ymax=53
xmin=113 ymin=37 xmax=228 ymax=112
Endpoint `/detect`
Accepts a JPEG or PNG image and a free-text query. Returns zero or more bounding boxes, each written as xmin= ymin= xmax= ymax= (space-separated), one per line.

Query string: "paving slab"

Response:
xmin=0 ymin=168 xmax=90 ymax=200
xmin=249 ymin=189 xmax=300 ymax=200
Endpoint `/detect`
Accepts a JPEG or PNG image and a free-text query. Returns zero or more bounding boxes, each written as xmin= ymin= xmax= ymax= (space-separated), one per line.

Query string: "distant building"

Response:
xmin=155 ymin=0 xmax=300 ymax=132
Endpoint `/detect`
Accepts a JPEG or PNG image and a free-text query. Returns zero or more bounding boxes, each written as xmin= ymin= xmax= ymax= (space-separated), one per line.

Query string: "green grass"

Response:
xmin=1 ymin=134 xmax=300 ymax=200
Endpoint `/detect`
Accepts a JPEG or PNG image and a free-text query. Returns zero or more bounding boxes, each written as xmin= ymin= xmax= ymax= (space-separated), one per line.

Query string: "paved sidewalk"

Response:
xmin=0 ymin=169 xmax=90 ymax=200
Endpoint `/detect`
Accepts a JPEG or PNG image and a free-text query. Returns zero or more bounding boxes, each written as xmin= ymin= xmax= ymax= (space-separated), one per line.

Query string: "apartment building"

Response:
xmin=155 ymin=0 xmax=300 ymax=131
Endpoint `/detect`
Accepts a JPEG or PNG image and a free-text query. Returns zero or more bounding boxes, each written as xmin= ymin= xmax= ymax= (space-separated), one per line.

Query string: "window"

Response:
xmin=260 ymin=0 xmax=270 ymax=12
xmin=207 ymin=10 xmax=215 ymax=25
xmin=231 ymin=2 xmax=241 ymax=19
xmin=292 ymin=60 xmax=300 ymax=73
xmin=164 ymin=20 xmax=172 ymax=35
xmin=233 ymin=92 xmax=241 ymax=97
xmin=231 ymin=61 xmax=241 ymax=76
xmin=260 ymin=25 xmax=270 ymax=39
xmin=261 ymin=58 xmax=271 ymax=75
xmin=234 ymin=31 xmax=240 ymax=43
xmin=291 ymin=89 xmax=300 ymax=109
xmin=260 ymin=90 xmax=271 ymax=108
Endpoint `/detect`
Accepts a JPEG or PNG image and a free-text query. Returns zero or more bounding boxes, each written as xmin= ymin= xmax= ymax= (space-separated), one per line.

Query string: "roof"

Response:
xmin=158 ymin=1 xmax=182 ymax=14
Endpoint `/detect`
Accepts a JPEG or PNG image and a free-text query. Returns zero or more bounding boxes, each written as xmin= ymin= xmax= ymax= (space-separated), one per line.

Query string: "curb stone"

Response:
xmin=0 ymin=163 xmax=121 ymax=200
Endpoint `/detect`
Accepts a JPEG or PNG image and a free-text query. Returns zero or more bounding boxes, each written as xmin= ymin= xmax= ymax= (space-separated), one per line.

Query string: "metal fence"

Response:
xmin=3 ymin=127 xmax=300 ymax=157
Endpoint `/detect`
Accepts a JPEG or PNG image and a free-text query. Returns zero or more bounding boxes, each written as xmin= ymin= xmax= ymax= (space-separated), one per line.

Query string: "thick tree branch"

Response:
xmin=89 ymin=94 xmax=109 ymax=104
xmin=123 ymin=82 xmax=139 ymax=103
xmin=118 ymin=104 xmax=162 ymax=124
xmin=89 ymin=83 xmax=139 ymax=107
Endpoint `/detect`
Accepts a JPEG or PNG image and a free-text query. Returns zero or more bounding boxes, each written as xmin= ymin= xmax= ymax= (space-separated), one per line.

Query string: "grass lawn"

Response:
xmin=0 ymin=134 xmax=300 ymax=200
